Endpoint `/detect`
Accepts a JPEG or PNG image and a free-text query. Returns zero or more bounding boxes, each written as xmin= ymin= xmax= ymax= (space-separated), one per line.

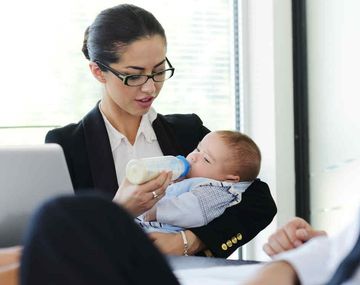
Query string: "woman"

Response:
xmin=45 ymin=4 xmax=277 ymax=257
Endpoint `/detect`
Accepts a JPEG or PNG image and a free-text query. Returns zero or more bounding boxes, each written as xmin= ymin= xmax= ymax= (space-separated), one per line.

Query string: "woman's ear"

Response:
xmin=89 ymin=62 xmax=106 ymax=83
xmin=225 ymin=174 xmax=240 ymax=183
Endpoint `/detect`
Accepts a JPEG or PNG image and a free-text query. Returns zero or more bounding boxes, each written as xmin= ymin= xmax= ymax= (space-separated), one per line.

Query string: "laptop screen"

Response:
xmin=0 ymin=144 xmax=74 ymax=247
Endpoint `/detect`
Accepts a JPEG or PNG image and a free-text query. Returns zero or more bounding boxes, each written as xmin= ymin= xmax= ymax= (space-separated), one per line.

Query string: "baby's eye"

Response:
xmin=196 ymin=147 xmax=200 ymax=152
xmin=204 ymin=157 xmax=210 ymax=163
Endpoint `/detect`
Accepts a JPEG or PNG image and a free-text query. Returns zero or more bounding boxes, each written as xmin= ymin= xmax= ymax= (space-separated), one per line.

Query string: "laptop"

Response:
xmin=0 ymin=144 xmax=74 ymax=247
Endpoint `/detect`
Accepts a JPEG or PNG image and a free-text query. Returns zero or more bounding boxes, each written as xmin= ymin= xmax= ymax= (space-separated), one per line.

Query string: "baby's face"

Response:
xmin=186 ymin=132 xmax=237 ymax=181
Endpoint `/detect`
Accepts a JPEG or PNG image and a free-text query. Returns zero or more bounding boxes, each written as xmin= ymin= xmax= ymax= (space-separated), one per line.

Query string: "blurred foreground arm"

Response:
xmin=244 ymin=261 xmax=300 ymax=285
xmin=0 ymin=246 xmax=21 ymax=285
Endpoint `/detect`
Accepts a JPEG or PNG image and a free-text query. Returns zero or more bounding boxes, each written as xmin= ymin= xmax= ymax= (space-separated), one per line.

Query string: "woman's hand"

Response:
xmin=112 ymin=171 xmax=172 ymax=217
xmin=263 ymin=217 xmax=327 ymax=256
xmin=143 ymin=206 xmax=157 ymax=221
xmin=148 ymin=230 xmax=205 ymax=256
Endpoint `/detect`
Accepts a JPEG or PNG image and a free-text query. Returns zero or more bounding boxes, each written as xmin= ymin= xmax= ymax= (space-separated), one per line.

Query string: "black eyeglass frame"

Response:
xmin=95 ymin=57 xmax=175 ymax=87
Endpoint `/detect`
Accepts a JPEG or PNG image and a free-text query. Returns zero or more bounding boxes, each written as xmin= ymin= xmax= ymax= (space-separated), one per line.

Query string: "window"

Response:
xmin=0 ymin=0 xmax=236 ymax=145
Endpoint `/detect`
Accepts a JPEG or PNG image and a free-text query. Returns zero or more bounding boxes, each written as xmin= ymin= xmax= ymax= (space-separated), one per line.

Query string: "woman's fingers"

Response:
xmin=143 ymin=171 xmax=172 ymax=195
xmin=145 ymin=172 xmax=172 ymax=205
xmin=114 ymin=171 xmax=172 ymax=216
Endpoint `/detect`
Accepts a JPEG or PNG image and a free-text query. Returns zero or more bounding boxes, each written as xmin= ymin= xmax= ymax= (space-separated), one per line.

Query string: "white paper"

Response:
xmin=174 ymin=264 xmax=264 ymax=285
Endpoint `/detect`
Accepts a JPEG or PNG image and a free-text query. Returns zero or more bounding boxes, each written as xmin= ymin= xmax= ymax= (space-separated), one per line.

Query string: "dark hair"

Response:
xmin=82 ymin=4 xmax=166 ymax=66
xmin=216 ymin=130 xmax=261 ymax=181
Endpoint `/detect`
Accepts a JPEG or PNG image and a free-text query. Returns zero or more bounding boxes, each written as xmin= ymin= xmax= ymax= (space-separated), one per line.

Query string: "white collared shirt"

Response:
xmin=100 ymin=106 xmax=164 ymax=185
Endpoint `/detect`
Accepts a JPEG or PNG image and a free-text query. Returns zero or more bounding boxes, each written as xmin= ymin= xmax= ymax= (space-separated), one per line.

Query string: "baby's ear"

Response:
xmin=225 ymin=174 xmax=240 ymax=183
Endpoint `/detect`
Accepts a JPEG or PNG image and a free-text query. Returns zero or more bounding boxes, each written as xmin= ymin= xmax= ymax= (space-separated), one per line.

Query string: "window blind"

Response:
xmin=0 ymin=0 xmax=235 ymax=144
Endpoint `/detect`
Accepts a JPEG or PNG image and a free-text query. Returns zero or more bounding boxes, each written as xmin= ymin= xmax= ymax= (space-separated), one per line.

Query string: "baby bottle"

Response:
xmin=125 ymin=155 xmax=191 ymax=185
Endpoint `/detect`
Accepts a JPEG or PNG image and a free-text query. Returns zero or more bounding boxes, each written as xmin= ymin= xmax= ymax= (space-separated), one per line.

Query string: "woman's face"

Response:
xmin=99 ymin=35 xmax=167 ymax=117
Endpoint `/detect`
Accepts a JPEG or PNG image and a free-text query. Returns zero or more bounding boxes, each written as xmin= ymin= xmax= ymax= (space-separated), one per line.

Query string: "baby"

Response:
xmin=136 ymin=130 xmax=261 ymax=232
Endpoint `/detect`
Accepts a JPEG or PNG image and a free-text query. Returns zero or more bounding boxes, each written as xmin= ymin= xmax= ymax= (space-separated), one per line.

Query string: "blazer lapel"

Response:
xmin=82 ymin=103 xmax=118 ymax=196
xmin=153 ymin=114 xmax=185 ymax=156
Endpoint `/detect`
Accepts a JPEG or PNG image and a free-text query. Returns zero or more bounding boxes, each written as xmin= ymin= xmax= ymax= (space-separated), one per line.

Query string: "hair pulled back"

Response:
xmin=82 ymin=4 xmax=166 ymax=65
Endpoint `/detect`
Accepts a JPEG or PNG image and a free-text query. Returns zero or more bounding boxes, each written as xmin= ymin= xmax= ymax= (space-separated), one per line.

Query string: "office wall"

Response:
xmin=242 ymin=0 xmax=360 ymax=261
xmin=307 ymin=0 xmax=360 ymax=234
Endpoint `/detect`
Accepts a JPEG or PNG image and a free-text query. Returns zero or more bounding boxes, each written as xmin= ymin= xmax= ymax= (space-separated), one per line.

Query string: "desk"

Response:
xmin=167 ymin=255 xmax=259 ymax=270
xmin=168 ymin=256 xmax=263 ymax=285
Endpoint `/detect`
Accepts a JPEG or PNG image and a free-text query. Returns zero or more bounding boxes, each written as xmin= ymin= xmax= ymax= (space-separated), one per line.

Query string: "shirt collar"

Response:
xmin=136 ymin=108 xmax=158 ymax=143
xmin=99 ymin=106 xmax=158 ymax=151
xmin=100 ymin=107 xmax=125 ymax=151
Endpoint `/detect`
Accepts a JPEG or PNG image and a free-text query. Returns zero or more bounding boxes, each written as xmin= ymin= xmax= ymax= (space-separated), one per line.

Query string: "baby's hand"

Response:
xmin=143 ymin=207 xmax=157 ymax=221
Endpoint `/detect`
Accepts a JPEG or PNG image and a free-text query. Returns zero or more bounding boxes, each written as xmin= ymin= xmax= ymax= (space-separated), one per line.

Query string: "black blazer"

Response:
xmin=46 ymin=104 xmax=277 ymax=257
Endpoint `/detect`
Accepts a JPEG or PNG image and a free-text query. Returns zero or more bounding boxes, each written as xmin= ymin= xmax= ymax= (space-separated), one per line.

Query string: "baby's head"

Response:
xmin=186 ymin=130 xmax=261 ymax=182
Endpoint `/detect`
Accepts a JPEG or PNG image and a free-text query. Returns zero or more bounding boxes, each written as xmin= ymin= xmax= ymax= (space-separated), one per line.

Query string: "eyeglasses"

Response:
xmin=95 ymin=57 xmax=175 ymax=87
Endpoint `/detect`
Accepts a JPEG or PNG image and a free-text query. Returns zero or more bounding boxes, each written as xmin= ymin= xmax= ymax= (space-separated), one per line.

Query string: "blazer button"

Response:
xmin=226 ymin=240 xmax=233 ymax=247
xmin=237 ymin=233 xmax=243 ymax=241
xmin=232 ymin=237 xmax=238 ymax=244
xmin=221 ymin=243 xmax=228 ymax=251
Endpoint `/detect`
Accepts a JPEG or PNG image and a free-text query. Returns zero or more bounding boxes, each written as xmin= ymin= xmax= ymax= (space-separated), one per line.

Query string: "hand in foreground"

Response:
xmin=243 ymin=261 xmax=300 ymax=285
xmin=0 ymin=246 xmax=22 ymax=285
xmin=148 ymin=230 xmax=205 ymax=256
xmin=113 ymin=172 xmax=172 ymax=217
xmin=263 ymin=217 xmax=327 ymax=256
xmin=0 ymin=246 xmax=21 ymax=266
